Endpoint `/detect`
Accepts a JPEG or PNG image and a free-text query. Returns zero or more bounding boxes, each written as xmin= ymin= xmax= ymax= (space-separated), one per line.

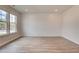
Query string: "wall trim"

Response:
xmin=23 ymin=36 xmax=62 ymax=38
xmin=62 ymin=35 xmax=79 ymax=45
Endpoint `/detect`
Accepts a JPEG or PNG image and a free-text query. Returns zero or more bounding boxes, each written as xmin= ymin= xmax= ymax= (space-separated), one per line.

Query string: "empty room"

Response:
xmin=0 ymin=5 xmax=79 ymax=53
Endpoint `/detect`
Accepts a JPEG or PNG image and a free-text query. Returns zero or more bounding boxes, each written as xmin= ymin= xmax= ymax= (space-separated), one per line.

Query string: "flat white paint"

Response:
xmin=16 ymin=5 xmax=79 ymax=44
xmin=22 ymin=13 xmax=62 ymax=37
xmin=62 ymin=6 xmax=79 ymax=44
xmin=13 ymin=5 xmax=72 ymax=14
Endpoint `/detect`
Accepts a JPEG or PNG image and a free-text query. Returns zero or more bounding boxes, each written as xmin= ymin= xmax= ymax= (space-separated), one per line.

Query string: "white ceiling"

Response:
xmin=12 ymin=5 xmax=73 ymax=14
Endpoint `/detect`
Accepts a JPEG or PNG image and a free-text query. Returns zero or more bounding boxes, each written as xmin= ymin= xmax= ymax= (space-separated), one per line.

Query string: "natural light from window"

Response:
xmin=10 ymin=14 xmax=17 ymax=33
xmin=0 ymin=9 xmax=17 ymax=36
xmin=0 ymin=10 xmax=7 ymax=36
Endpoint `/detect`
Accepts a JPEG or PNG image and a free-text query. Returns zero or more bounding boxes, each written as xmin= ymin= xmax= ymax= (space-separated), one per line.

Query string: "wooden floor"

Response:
xmin=0 ymin=37 xmax=79 ymax=53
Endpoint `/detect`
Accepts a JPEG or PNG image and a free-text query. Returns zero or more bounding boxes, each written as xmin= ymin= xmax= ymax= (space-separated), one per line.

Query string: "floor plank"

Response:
xmin=0 ymin=37 xmax=79 ymax=53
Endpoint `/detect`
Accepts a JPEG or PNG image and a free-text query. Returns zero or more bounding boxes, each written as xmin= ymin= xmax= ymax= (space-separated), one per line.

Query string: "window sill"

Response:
xmin=10 ymin=32 xmax=17 ymax=35
xmin=0 ymin=32 xmax=17 ymax=38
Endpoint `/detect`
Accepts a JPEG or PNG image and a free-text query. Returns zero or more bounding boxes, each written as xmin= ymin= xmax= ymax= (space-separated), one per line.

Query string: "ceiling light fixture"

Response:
xmin=25 ymin=9 xmax=28 ymax=12
xmin=54 ymin=9 xmax=58 ymax=12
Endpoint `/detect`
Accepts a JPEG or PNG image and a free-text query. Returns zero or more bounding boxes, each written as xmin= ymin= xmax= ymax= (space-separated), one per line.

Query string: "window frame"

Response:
xmin=0 ymin=10 xmax=9 ymax=36
xmin=0 ymin=9 xmax=17 ymax=37
xmin=10 ymin=14 xmax=17 ymax=34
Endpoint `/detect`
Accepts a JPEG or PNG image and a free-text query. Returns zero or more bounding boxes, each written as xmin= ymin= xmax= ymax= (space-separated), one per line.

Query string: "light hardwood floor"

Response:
xmin=0 ymin=37 xmax=79 ymax=53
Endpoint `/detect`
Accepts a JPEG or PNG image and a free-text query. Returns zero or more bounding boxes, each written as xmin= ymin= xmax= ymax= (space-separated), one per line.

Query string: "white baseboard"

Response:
xmin=23 ymin=35 xmax=62 ymax=38
xmin=62 ymin=35 xmax=79 ymax=45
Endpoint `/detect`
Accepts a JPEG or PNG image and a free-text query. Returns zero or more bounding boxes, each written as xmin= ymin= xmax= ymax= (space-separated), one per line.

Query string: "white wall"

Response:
xmin=62 ymin=6 xmax=79 ymax=44
xmin=21 ymin=6 xmax=79 ymax=44
xmin=22 ymin=13 xmax=62 ymax=37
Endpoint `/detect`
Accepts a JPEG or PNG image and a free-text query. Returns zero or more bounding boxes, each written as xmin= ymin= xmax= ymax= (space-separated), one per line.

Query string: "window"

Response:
xmin=0 ymin=10 xmax=7 ymax=36
xmin=0 ymin=9 xmax=17 ymax=36
xmin=10 ymin=14 xmax=17 ymax=33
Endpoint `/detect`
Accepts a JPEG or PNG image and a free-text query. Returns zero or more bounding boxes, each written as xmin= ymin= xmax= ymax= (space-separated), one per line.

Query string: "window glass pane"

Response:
xmin=10 ymin=14 xmax=17 ymax=33
xmin=10 ymin=22 xmax=17 ymax=33
xmin=0 ymin=10 xmax=7 ymax=21
xmin=0 ymin=10 xmax=7 ymax=36
xmin=10 ymin=14 xmax=16 ymax=22
xmin=2 ymin=10 xmax=6 ymax=21
xmin=0 ymin=22 xmax=7 ymax=35
xmin=0 ymin=10 xmax=2 ymax=21
xmin=2 ymin=16 xmax=6 ymax=21
xmin=0 ymin=15 xmax=1 ymax=20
